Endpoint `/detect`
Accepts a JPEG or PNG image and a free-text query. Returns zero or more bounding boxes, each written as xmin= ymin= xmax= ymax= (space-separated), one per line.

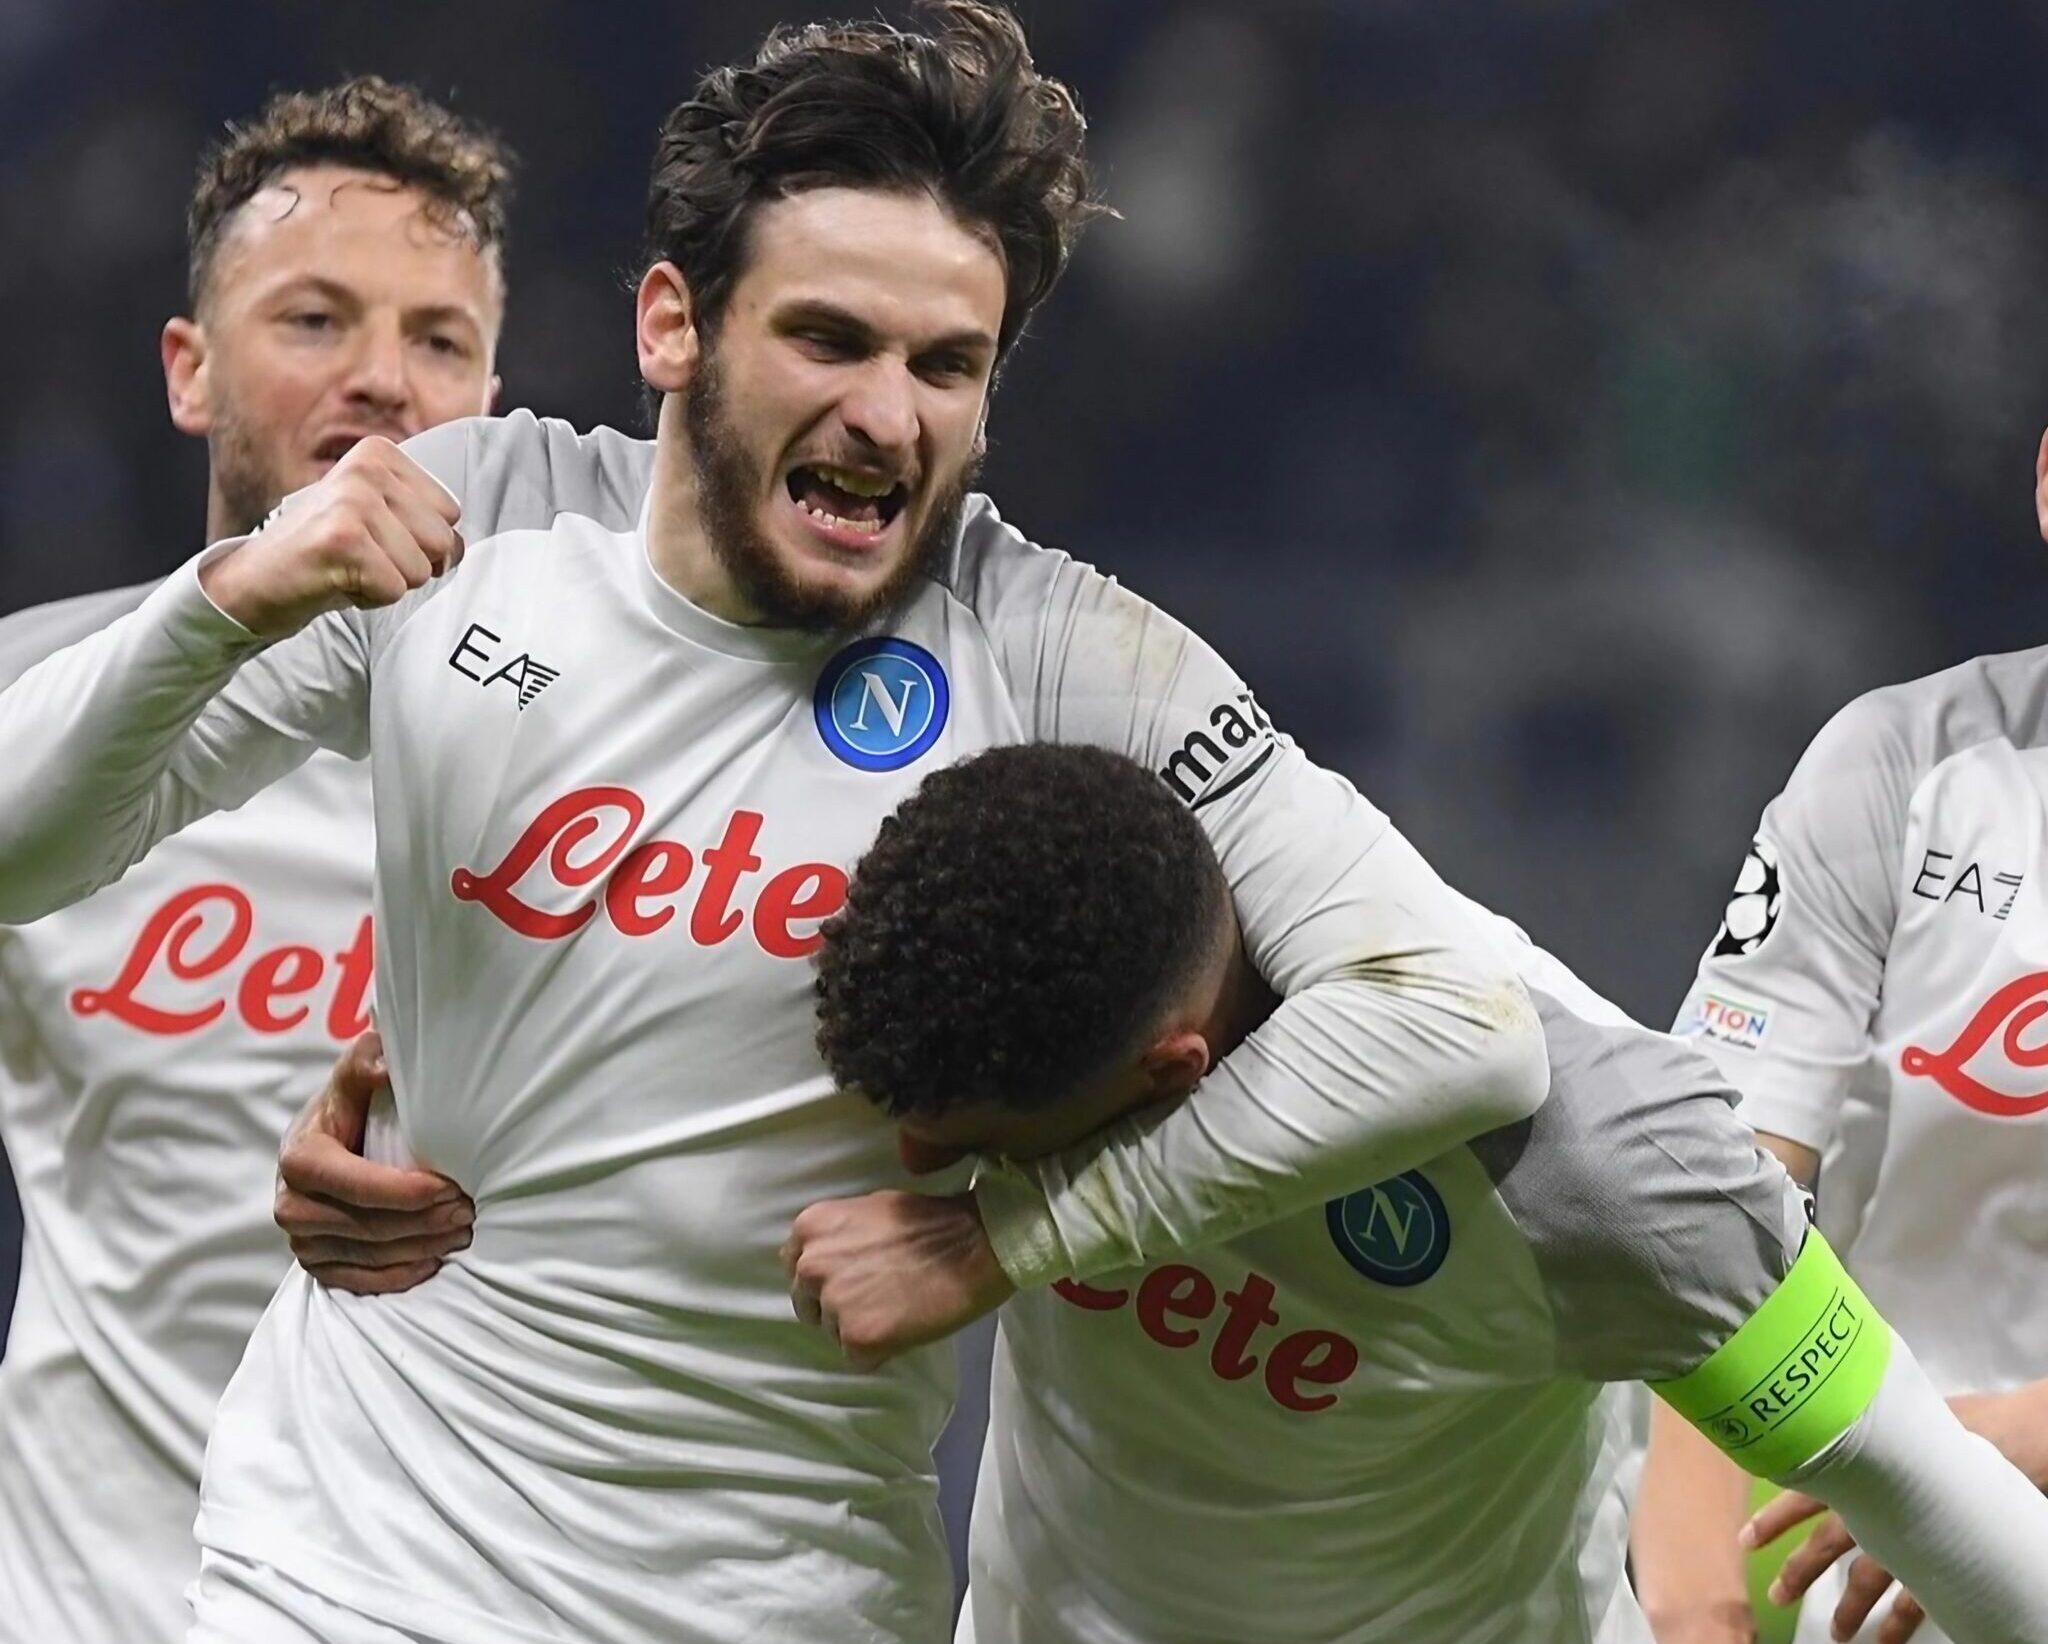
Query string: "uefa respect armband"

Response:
xmin=1651 ymin=1228 xmax=1892 ymax=1480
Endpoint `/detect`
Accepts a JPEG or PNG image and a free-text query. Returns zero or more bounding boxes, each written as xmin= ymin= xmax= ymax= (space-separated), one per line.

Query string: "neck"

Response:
xmin=202 ymin=478 xmax=238 ymax=547
xmin=645 ymin=398 xmax=758 ymax=626
xmin=1203 ymin=937 xmax=1279 ymax=1063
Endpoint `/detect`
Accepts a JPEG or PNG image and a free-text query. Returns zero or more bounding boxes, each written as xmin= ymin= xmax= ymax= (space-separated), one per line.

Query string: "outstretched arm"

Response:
xmin=1651 ymin=1230 xmax=2048 ymax=1644
xmin=970 ymin=527 xmax=1548 ymax=1283
xmin=0 ymin=436 xmax=459 ymax=923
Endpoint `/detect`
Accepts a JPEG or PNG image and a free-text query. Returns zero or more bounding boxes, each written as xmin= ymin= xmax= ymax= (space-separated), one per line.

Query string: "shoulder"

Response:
xmin=0 ymin=578 xmax=163 ymax=689
xmin=1813 ymin=644 xmax=2048 ymax=781
xmin=1476 ymin=989 xmax=1808 ymax=1380
xmin=402 ymin=412 xmax=656 ymax=545
xmin=929 ymin=493 xmax=1099 ymax=618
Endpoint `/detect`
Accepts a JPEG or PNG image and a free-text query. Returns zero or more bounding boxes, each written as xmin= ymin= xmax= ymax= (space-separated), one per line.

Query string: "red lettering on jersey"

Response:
xmin=70 ymin=887 xmax=372 ymax=1040
xmin=1052 ymin=1277 xmax=1130 ymax=1310
xmin=452 ymin=787 xmax=849 ymax=953
xmin=1052 ymin=1260 xmax=1359 ymax=1412
xmin=755 ymin=864 xmax=850 ymax=959
xmin=1211 ymin=1273 xmax=1281 ymax=1380
xmin=451 ymin=786 xmax=645 ymax=939
xmin=1135 ymin=1264 xmax=1217 ymax=1348
xmin=238 ymin=945 xmax=323 ymax=1033
xmin=606 ymin=842 xmax=695 ymax=937
xmin=71 ymin=883 xmax=253 ymax=1033
xmin=1901 ymin=971 xmax=2048 ymax=1117
xmin=327 ymin=917 xmax=375 ymax=1040
xmin=693 ymin=811 xmax=764 ymax=946
xmin=1265 ymin=1331 xmax=1360 ymax=1413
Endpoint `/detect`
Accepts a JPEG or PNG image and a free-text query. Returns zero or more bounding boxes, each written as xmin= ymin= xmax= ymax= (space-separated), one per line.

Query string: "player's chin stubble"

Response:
xmin=208 ymin=404 xmax=291 ymax=541
xmin=683 ymin=352 xmax=974 ymax=634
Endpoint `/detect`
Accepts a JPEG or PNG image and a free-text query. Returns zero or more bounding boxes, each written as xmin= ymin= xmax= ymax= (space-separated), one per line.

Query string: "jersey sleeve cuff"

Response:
xmin=971 ymin=1159 xmax=1074 ymax=1288
xmin=163 ymin=540 xmax=267 ymax=660
xmin=1681 ymin=1035 xmax=1841 ymax=1153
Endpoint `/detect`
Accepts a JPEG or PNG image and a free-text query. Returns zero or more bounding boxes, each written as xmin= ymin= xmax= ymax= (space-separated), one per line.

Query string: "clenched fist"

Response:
xmin=780 ymin=1191 xmax=1015 ymax=1370
xmin=201 ymin=436 xmax=464 ymax=639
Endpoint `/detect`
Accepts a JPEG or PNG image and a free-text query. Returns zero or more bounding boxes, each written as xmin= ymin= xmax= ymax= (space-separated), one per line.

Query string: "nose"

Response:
xmin=838 ymin=356 xmax=920 ymax=463
xmin=340 ymin=316 xmax=413 ymax=424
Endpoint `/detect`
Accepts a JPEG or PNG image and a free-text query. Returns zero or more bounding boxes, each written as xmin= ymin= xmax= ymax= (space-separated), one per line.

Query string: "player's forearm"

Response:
xmin=1952 ymin=1375 xmax=2048 ymax=1489
xmin=1788 ymin=1338 xmax=2048 ymax=1644
xmin=0 ymin=546 xmax=263 ymax=921
xmin=1633 ymin=1399 xmax=1759 ymax=1640
xmin=976 ymin=825 xmax=1549 ymax=1284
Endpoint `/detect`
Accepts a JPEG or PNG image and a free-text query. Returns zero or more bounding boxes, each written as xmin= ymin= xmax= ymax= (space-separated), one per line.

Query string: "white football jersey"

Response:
xmin=1675 ymin=647 xmax=2048 ymax=1644
xmin=0 ymin=413 xmax=1541 ymax=1644
xmin=0 ymin=586 xmax=372 ymax=1644
xmin=965 ymin=928 xmax=1807 ymax=1644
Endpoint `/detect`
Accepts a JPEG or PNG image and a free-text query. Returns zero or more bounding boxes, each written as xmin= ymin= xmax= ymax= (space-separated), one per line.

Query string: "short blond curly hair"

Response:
xmin=187 ymin=75 xmax=515 ymax=308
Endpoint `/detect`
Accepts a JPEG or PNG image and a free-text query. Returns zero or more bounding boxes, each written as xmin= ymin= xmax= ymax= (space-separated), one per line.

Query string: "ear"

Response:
xmin=1138 ymin=1029 xmax=1212 ymax=1101
xmin=162 ymin=316 xmax=213 ymax=436
xmin=636 ymin=261 xmax=701 ymax=396
xmin=484 ymin=372 xmax=504 ymax=414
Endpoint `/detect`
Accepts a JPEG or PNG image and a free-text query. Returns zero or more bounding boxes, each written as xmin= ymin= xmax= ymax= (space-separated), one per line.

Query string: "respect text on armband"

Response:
xmin=1653 ymin=1230 xmax=1891 ymax=1480
xmin=1706 ymin=1291 xmax=1866 ymax=1449
xmin=1158 ymin=690 xmax=1278 ymax=808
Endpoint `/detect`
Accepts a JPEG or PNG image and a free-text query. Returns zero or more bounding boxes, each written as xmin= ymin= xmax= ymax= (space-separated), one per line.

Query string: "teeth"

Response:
xmin=796 ymin=495 xmax=885 ymax=535
xmin=815 ymin=464 xmax=894 ymax=499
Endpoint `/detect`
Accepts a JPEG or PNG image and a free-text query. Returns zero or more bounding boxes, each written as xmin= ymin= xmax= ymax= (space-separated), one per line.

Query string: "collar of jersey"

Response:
xmin=626 ymin=494 xmax=840 ymax=665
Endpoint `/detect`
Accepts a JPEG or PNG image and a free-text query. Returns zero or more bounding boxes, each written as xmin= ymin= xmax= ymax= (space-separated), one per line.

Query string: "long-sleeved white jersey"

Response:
xmin=966 ymin=935 xmax=1670 ymax=1644
xmin=1676 ymin=648 xmax=2048 ymax=1644
xmin=0 ymin=585 xmax=373 ymax=1644
xmin=961 ymin=911 xmax=2048 ymax=1644
xmin=0 ymin=412 xmax=1546 ymax=1644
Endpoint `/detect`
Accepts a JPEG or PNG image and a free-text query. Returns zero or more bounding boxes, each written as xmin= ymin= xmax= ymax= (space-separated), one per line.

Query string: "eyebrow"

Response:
xmin=775 ymin=298 xmax=995 ymax=359
xmin=262 ymin=276 xmax=485 ymax=333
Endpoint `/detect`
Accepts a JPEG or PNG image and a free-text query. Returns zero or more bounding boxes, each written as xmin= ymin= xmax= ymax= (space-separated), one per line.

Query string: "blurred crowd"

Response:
xmin=4 ymin=0 xmax=2046 ymax=1031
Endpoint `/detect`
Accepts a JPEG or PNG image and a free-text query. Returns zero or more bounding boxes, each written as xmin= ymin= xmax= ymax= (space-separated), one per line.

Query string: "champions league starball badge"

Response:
xmin=813 ymin=638 xmax=950 ymax=773
xmin=1711 ymin=837 xmax=1783 ymax=959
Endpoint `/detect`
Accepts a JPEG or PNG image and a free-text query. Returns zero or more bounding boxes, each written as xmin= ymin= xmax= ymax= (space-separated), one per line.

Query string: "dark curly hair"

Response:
xmin=644 ymin=0 xmax=1106 ymax=359
xmin=188 ymin=75 xmax=515 ymax=309
xmin=815 ymin=744 xmax=1229 ymax=1118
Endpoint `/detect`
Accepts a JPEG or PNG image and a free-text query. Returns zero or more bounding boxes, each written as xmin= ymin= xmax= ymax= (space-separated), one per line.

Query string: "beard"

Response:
xmin=208 ymin=397 xmax=292 ymax=540
xmin=683 ymin=352 xmax=976 ymax=634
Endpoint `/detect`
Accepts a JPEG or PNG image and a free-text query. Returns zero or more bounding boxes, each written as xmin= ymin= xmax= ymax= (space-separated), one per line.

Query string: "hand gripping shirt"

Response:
xmin=0 ymin=586 xmax=373 ymax=1644
xmin=963 ymin=922 xmax=1809 ymax=1644
xmin=0 ymin=412 xmax=1546 ymax=1644
xmin=1674 ymin=648 xmax=2048 ymax=1644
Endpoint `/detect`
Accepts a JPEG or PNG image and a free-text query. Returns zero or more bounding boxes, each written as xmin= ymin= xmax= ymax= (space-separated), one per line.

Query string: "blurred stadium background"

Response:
xmin=7 ymin=1 xmax=2048 ymax=1633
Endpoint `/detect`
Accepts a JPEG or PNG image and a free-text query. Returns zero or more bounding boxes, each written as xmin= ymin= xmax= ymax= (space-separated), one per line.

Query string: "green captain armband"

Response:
xmin=1650 ymin=1228 xmax=1892 ymax=1481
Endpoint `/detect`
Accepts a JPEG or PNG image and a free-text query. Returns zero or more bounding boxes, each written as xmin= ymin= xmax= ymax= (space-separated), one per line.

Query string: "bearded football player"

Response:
xmin=0 ymin=8 xmax=1563 ymax=1640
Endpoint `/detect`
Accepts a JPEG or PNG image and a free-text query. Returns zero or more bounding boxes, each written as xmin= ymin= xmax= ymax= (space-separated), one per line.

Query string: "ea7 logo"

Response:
xmin=1157 ymin=689 xmax=1277 ymax=807
xmin=448 ymin=622 xmax=561 ymax=711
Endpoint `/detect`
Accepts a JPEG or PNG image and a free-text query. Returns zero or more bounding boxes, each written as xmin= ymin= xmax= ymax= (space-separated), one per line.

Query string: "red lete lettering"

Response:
xmin=70 ymin=885 xmax=373 ymax=1040
xmin=1901 ymin=970 xmax=2048 ymax=1117
xmin=451 ymin=784 xmax=849 ymax=956
xmin=1053 ymin=1263 xmax=1361 ymax=1413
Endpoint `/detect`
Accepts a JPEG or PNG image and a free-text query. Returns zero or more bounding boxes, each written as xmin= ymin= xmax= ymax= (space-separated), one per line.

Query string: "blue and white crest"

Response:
xmin=814 ymin=637 xmax=950 ymax=772
xmin=1326 ymin=1171 xmax=1451 ymax=1287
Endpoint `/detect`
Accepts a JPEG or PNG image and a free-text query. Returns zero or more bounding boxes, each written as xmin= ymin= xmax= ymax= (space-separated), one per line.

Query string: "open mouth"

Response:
xmin=784 ymin=463 xmax=910 ymax=538
xmin=312 ymin=433 xmax=369 ymax=463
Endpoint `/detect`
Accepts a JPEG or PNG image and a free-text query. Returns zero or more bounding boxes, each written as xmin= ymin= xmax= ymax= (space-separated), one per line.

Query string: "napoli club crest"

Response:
xmin=1326 ymin=1171 xmax=1451 ymax=1287
xmin=814 ymin=638 xmax=950 ymax=773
